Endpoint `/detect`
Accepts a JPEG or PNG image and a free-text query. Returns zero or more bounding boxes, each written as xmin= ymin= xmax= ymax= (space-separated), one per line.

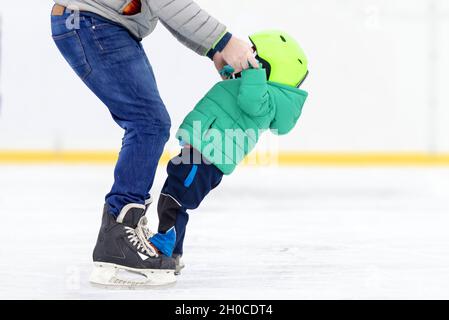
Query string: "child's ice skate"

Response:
xmin=89 ymin=204 xmax=176 ymax=288
xmin=173 ymin=254 xmax=185 ymax=275
xmin=148 ymin=227 xmax=176 ymax=256
xmin=147 ymin=229 xmax=186 ymax=275
xmin=136 ymin=224 xmax=185 ymax=275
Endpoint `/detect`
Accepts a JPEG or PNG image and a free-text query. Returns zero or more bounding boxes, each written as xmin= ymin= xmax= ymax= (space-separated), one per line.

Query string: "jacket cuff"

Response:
xmin=241 ymin=68 xmax=268 ymax=84
xmin=207 ymin=32 xmax=233 ymax=60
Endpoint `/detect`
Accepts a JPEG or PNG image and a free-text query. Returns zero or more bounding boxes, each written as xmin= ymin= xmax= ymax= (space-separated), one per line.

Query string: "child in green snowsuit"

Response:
xmin=149 ymin=31 xmax=309 ymax=271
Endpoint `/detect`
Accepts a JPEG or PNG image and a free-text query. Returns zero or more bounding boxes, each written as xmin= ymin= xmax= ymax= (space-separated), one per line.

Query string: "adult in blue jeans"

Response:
xmin=50 ymin=1 xmax=259 ymax=287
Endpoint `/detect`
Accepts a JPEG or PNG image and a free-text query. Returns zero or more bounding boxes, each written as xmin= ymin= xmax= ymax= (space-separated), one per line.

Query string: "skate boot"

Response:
xmin=146 ymin=229 xmax=186 ymax=275
xmin=173 ymin=254 xmax=185 ymax=275
xmin=89 ymin=204 xmax=176 ymax=287
xmin=137 ymin=196 xmax=185 ymax=275
xmin=135 ymin=221 xmax=185 ymax=275
xmin=148 ymin=227 xmax=176 ymax=257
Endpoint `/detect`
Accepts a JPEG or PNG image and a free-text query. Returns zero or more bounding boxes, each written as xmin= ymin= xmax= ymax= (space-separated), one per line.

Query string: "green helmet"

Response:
xmin=249 ymin=30 xmax=308 ymax=87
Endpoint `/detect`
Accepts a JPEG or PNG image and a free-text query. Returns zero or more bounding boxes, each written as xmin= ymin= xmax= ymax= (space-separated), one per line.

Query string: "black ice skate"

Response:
xmin=89 ymin=203 xmax=176 ymax=287
xmin=173 ymin=254 xmax=185 ymax=275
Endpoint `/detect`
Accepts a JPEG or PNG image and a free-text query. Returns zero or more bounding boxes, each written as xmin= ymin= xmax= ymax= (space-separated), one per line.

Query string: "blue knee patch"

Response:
xmin=184 ymin=165 xmax=198 ymax=188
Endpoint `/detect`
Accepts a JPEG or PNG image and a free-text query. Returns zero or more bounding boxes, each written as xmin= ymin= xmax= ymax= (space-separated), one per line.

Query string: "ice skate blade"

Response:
xmin=89 ymin=262 xmax=176 ymax=289
xmin=175 ymin=263 xmax=185 ymax=276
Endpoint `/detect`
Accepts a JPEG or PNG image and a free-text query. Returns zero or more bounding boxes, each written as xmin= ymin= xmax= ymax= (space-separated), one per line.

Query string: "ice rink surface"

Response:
xmin=0 ymin=165 xmax=449 ymax=299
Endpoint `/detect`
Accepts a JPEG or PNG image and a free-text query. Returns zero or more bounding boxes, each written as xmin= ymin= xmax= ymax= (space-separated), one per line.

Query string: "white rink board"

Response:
xmin=0 ymin=165 xmax=449 ymax=299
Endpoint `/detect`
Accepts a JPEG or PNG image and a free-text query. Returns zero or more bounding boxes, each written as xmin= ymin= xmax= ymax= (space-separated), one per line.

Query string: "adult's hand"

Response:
xmin=219 ymin=36 xmax=259 ymax=73
xmin=213 ymin=52 xmax=228 ymax=79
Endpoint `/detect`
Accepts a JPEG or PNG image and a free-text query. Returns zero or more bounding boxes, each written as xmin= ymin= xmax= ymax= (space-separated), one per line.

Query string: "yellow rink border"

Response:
xmin=1 ymin=151 xmax=449 ymax=166
xmin=277 ymin=152 xmax=449 ymax=166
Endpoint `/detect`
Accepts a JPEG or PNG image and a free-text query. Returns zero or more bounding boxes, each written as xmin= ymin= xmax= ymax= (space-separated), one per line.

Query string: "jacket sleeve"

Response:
xmin=149 ymin=0 xmax=227 ymax=55
xmin=237 ymin=68 xmax=270 ymax=117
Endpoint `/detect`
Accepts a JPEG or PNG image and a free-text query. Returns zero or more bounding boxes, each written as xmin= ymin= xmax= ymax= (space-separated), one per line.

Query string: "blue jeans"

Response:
xmin=51 ymin=11 xmax=171 ymax=216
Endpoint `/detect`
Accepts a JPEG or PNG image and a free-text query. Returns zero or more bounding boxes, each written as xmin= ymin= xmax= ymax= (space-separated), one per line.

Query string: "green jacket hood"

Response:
xmin=268 ymin=81 xmax=308 ymax=135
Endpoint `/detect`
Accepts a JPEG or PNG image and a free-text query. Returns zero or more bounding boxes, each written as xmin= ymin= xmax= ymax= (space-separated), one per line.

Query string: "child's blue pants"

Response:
xmin=158 ymin=147 xmax=224 ymax=255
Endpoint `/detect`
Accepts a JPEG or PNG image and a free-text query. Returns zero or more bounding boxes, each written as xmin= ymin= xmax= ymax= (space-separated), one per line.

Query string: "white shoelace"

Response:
xmin=136 ymin=216 xmax=155 ymax=240
xmin=125 ymin=218 xmax=158 ymax=257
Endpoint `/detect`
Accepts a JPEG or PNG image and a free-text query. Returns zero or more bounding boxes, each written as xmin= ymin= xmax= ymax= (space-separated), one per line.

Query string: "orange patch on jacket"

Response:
xmin=123 ymin=0 xmax=142 ymax=15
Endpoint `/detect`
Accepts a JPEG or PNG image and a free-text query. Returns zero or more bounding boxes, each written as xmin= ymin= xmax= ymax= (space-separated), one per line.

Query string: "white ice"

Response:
xmin=0 ymin=165 xmax=449 ymax=299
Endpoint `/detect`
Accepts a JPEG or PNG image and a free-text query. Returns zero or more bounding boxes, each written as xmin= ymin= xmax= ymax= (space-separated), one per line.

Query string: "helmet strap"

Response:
xmin=255 ymin=55 xmax=271 ymax=81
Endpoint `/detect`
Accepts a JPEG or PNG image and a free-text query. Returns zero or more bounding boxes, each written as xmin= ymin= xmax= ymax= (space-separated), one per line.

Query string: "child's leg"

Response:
xmin=173 ymin=210 xmax=189 ymax=255
xmin=153 ymin=147 xmax=223 ymax=256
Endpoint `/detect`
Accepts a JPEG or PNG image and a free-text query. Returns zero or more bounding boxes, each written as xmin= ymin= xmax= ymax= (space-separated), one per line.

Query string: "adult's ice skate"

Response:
xmin=89 ymin=204 xmax=176 ymax=288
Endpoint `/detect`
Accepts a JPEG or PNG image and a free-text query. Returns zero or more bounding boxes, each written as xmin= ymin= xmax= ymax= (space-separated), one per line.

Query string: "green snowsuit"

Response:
xmin=176 ymin=68 xmax=308 ymax=175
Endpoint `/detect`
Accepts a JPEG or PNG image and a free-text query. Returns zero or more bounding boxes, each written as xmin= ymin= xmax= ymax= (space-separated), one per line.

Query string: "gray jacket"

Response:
xmin=53 ymin=0 xmax=227 ymax=55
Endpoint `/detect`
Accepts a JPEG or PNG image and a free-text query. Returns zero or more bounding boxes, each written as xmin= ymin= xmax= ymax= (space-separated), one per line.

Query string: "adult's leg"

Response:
xmin=157 ymin=147 xmax=224 ymax=255
xmin=51 ymin=11 xmax=171 ymax=217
